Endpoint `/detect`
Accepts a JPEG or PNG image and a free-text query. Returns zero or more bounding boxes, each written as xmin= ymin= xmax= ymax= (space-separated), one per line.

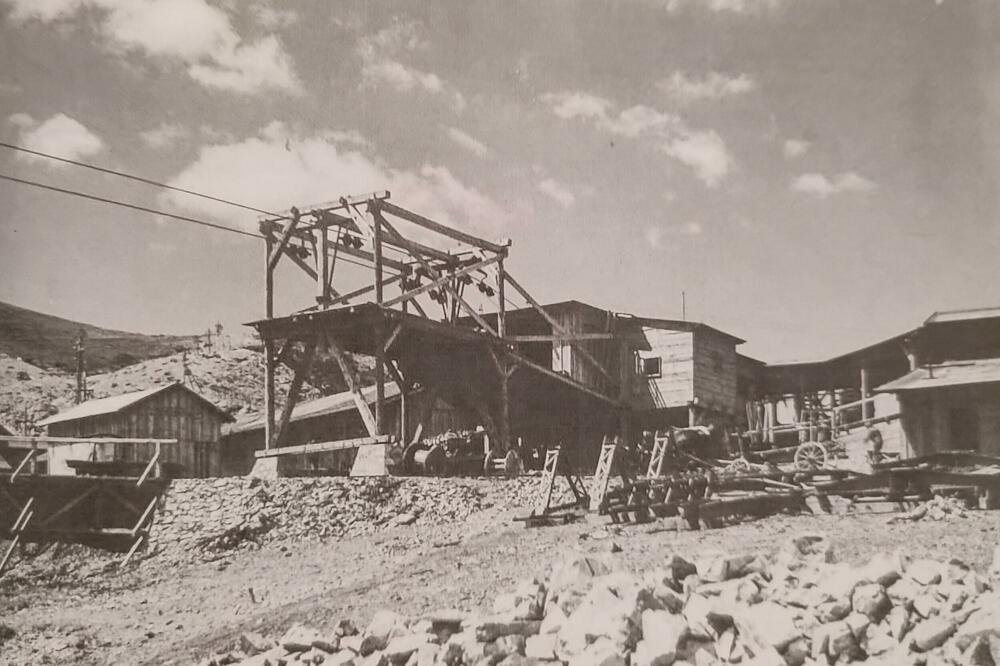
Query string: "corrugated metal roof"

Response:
xmin=924 ymin=307 xmax=1000 ymax=324
xmin=876 ymin=358 xmax=1000 ymax=392
xmin=225 ymin=381 xmax=402 ymax=435
xmin=36 ymin=382 xmax=231 ymax=426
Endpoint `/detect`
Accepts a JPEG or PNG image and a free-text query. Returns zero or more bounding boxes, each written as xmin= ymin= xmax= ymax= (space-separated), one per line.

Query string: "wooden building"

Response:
xmin=877 ymin=358 xmax=1000 ymax=457
xmin=221 ymin=381 xmax=464 ymax=475
xmin=755 ymin=306 xmax=1000 ymax=445
xmin=621 ymin=315 xmax=750 ymax=431
xmin=36 ymin=383 xmax=232 ymax=477
xmin=465 ymin=301 xmax=752 ymax=450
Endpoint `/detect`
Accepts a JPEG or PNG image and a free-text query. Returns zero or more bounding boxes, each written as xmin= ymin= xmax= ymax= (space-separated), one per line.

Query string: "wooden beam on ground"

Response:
xmin=504 ymin=272 xmax=616 ymax=387
xmin=380 ymin=200 xmax=507 ymax=254
xmin=254 ymin=435 xmax=394 ymax=458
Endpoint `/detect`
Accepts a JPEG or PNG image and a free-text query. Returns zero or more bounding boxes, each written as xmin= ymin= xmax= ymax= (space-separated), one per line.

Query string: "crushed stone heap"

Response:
xmin=195 ymin=534 xmax=1000 ymax=666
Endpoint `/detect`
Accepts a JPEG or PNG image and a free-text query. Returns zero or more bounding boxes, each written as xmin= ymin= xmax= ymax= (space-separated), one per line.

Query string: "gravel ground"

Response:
xmin=1 ymin=493 xmax=998 ymax=665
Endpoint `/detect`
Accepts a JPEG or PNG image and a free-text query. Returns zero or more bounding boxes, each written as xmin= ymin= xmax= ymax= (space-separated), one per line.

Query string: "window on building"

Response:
xmin=711 ymin=351 xmax=723 ymax=373
xmin=638 ymin=356 xmax=662 ymax=378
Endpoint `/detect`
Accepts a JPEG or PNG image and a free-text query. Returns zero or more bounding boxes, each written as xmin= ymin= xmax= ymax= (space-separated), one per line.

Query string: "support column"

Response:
xmin=499 ymin=357 xmax=512 ymax=454
xmin=765 ymin=399 xmax=777 ymax=444
xmin=264 ymin=236 xmax=275 ymax=450
xmin=860 ymin=366 xmax=871 ymax=423
xmin=373 ymin=203 xmax=385 ymax=437
xmin=316 ymin=225 xmax=330 ymax=306
xmin=497 ymin=258 xmax=506 ymax=339
xmin=375 ymin=322 xmax=385 ymax=436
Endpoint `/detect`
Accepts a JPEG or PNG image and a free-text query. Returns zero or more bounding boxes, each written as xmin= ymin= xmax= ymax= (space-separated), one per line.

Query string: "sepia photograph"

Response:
xmin=1 ymin=0 xmax=1000 ymax=664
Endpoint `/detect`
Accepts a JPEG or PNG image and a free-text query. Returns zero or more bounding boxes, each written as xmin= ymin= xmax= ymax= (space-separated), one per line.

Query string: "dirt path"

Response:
xmin=2 ymin=509 xmax=998 ymax=665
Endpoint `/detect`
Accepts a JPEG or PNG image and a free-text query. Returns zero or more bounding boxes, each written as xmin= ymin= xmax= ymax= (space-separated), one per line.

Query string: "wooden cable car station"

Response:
xmin=250 ymin=190 xmax=642 ymax=477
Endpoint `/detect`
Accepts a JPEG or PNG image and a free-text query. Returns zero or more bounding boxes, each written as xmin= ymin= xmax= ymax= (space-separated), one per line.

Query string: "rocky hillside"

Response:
xmin=0 ymin=345 xmax=324 ymax=430
xmin=0 ymin=300 xmax=201 ymax=373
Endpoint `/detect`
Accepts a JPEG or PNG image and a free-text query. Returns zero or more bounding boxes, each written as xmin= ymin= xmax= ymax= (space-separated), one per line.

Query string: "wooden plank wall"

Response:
xmin=631 ymin=328 xmax=695 ymax=410
xmin=692 ymin=331 xmax=740 ymax=415
xmin=550 ymin=308 xmax=618 ymax=396
xmin=48 ymin=386 xmax=226 ymax=477
xmin=898 ymin=385 xmax=1000 ymax=456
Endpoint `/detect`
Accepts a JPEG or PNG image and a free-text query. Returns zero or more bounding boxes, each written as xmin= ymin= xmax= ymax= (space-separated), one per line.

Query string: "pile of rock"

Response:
xmin=198 ymin=535 xmax=1000 ymax=666
xmin=888 ymin=495 xmax=969 ymax=524
xmin=146 ymin=476 xmax=557 ymax=564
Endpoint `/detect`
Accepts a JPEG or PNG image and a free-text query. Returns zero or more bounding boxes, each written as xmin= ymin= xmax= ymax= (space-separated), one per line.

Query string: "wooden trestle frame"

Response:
xmin=0 ymin=436 xmax=173 ymax=576
xmin=257 ymin=191 xmax=625 ymax=461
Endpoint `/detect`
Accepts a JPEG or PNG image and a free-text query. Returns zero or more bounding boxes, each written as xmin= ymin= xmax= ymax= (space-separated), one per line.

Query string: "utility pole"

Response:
xmin=74 ymin=328 xmax=91 ymax=404
xmin=14 ymin=406 xmax=34 ymax=436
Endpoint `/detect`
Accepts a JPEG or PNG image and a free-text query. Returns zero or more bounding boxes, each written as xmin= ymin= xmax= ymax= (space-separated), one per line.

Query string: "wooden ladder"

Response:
xmin=534 ymin=447 xmax=589 ymax=515
xmin=589 ymin=436 xmax=619 ymax=513
xmin=0 ymin=495 xmax=34 ymax=576
xmin=647 ymin=430 xmax=671 ymax=478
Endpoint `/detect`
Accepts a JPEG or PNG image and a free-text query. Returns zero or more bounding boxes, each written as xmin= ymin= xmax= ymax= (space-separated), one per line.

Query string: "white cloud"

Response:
xmin=645 ymin=221 xmax=702 ymax=247
xmin=356 ymin=20 xmax=463 ymax=111
xmin=661 ymin=130 xmax=733 ymax=188
xmin=5 ymin=0 xmax=301 ymax=95
xmin=665 ymin=0 xmax=784 ymax=14
xmin=658 ymin=71 xmax=756 ymax=104
xmin=446 ymin=127 xmax=492 ymax=158
xmin=250 ymin=3 xmax=298 ymax=29
xmin=140 ymin=122 xmax=189 ymax=149
xmin=602 ymin=105 xmax=679 ymax=138
xmin=542 ymin=90 xmax=731 ymax=187
xmin=783 ymin=139 xmax=810 ymax=159
xmin=163 ymin=122 xmax=506 ymax=236
xmin=543 ymin=91 xmax=614 ymax=121
xmin=536 ymin=178 xmax=576 ymax=209
xmin=11 ymin=113 xmax=103 ymax=164
xmin=792 ymin=171 xmax=876 ymax=197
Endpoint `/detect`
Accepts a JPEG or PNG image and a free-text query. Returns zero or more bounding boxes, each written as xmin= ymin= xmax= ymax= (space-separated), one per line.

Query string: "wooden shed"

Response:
xmin=877 ymin=358 xmax=1000 ymax=457
xmin=36 ymin=382 xmax=233 ymax=477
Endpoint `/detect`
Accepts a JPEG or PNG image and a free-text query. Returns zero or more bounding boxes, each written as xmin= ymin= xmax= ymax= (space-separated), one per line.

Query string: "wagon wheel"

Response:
xmin=726 ymin=457 xmax=752 ymax=474
xmin=794 ymin=441 xmax=828 ymax=471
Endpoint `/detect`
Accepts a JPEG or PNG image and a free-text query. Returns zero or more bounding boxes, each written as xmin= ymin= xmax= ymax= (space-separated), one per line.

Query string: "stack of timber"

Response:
xmin=814 ymin=451 xmax=1000 ymax=508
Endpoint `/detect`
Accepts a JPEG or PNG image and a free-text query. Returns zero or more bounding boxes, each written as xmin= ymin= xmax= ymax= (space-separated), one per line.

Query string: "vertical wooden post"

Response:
xmin=497 ymin=258 xmax=506 ymax=339
xmin=264 ymin=236 xmax=276 ymax=450
xmin=375 ymin=322 xmax=385 ymax=436
xmin=860 ymin=366 xmax=871 ymax=423
xmin=317 ymin=225 xmax=329 ymax=306
xmin=765 ymin=399 xmax=777 ymax=444
xmin=499 ymin=360 xmax=511 ymax=454
xmin=373 ymin=204 xmax=384 ymax=305
xmin=372 ymin=202 xmax=385 ymax=437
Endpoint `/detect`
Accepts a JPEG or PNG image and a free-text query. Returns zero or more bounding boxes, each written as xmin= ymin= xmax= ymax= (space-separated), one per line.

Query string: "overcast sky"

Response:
xmin=1 ymin=0 xmax=998 ymax=362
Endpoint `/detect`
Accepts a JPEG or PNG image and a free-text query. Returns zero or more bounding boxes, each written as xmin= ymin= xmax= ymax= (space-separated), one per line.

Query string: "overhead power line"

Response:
xmin=0 ymin=172 xmax=387 ymax=272
xmin=0 ymin=173 xmax=263 ymax=239
xmin=0 ymin=140 xmax=286 ymax=219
